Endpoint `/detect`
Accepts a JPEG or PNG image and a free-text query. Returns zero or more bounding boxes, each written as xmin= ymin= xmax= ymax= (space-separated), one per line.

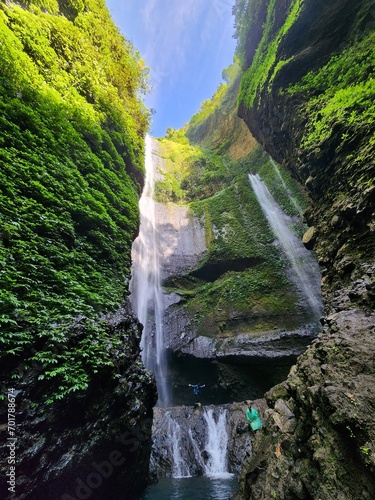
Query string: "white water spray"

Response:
xmin=130 ymin=135 xmax=169 ymax=406
xmin=269 ymin=157 xmax=303 ymax=215
xmin=249 ymin=173 xmax=322 ymax=322
xmin=203 ymin=409 xmax=232 ymax=479
xmin=154 ymin=408 xmax=232 ymax=480
xmin=165 ymin=413 xmax=192 ymax=478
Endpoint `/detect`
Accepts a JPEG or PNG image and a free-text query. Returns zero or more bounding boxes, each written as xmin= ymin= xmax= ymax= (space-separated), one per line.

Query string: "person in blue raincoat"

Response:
xmin=189 ymin=383 xmax=205 ymax=402
xmin=246 ymin=405 xmax=262 ymax=431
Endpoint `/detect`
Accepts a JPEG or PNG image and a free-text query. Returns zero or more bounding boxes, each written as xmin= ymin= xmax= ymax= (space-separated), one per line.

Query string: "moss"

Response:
xmin=155 ymin=48 xmax=315 ymax=339
xmin=0 ymin=0 xmax=149 ymax=401
xmin=286 ymin=31 xmax=375 ymax=177
xmin=156 ymin=124 xmax=310 ymax=338
xmin=238 ymin=0 xmax=304 ymax=108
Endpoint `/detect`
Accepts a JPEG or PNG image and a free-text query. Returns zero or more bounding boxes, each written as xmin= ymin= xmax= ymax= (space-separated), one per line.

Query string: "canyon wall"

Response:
xmin=234 ymin=0 xmax=375 ymax=497
xmin=151 ymin=112 xmax=322 ymax=404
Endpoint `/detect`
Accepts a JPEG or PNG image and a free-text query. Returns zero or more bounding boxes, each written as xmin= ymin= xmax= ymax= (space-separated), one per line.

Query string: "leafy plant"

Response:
xmin=0 ymin=0 xmax=150 ymax=401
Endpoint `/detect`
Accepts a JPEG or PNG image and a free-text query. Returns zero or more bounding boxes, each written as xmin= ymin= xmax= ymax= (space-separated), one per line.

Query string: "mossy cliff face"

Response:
xmin=186 ymin=65 xmax=258 ymax=159
xmin=235 ymin=0 xmax=375 ymax=496
xmin=0 ymin=0 xmax=156 ymax=497
xmin=237 ymin=0 xmax=375 ymax=297
xmin=156 ymin=133 xmax=316 ymax=363
xmin=152 ymin=62 xmax=324 ymax=406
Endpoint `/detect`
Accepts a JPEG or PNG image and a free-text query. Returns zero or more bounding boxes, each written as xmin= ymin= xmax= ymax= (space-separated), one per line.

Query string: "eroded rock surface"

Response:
xmin=238 ymin=309 xmax=375 ymax=499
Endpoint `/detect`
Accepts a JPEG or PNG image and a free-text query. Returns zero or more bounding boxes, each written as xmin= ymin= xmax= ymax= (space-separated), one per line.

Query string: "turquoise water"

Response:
xmin=142 ymin=476 xmax=238 ymax=500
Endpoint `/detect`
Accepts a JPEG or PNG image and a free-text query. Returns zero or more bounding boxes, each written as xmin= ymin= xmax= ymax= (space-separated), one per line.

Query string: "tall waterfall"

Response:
xmin=248 ymin=173 xmax=322 ymax=322
xmin=130 ymin=135 xmax=169 ymax=406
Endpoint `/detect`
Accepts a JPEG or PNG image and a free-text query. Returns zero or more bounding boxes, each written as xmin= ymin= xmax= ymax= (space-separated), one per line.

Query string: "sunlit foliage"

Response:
xmin=0 ymin=0 xmax=150 ymax=400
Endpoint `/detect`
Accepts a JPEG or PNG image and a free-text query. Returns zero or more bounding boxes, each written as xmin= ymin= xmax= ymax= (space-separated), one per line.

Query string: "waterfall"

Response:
xmin=203 ymin=409 xmax=232 ymax=479
xmin=130 ymin=135 xmax=169 ymax=406
xmin=152 ymin=407 xmax=232 ymax=480
xmin=269 ymin=157 xmax=303 ymax=215
xmin=165 ymin=413 xmax=192 ymax=478
xmin=248 ymin=173 xmax=322 ymax=323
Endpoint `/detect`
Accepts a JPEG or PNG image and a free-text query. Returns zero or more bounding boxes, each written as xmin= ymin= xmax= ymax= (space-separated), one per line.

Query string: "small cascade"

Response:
xmin=151 ymin=407 xmax=233 ymax=480
xmin=130 ymin=135 xmax=169 ymax=406
xmin=203 ymin=409 xmax=232 ymax=479
xmin=269 ymin=157 xmax=303 ymax=215
xmin=188 ymin=428 xmax=206 ymax=474
xmin=165 ymin=413 xmax=192 ymax=478
xmin=248 ymin=173 xmax=322 ymax=323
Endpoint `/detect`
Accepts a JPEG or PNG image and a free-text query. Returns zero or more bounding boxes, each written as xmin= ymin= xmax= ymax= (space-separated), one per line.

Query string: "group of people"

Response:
xmin=188 ymin=383 xmax=262 ymax=431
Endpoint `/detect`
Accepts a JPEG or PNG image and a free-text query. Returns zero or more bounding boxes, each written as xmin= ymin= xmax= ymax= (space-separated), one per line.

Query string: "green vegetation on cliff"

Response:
xmin=0 ymin=0 xmax=149 ymax=401
xmin=158 ymin=117 xmax=310 ymax=337
xmin=287 ymin=30 xmax=375 ymax=169
xmin=154 ymin=54 xmax=312 ymax=338
xmin=186 ymin=60 xmax=257 ymax=158
xmin=236 ymin=0 xmax=303 ymax=107
xmin=232 ymin=0 xmax=375 ymax=497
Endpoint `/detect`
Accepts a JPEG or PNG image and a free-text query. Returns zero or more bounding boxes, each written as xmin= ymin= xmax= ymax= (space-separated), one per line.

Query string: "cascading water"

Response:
xmin=165 ymin=412 xmax=192 ymax=478
xmin=203 ymin=409 xmax=232 ymax=479
xmin=130 ymin=135 xmax=169 ymax=406
xmin=248 ymin=172 xmax=322 ymax=323
xmin=269 ymin=156 xmax=303 ymax=215
xmin=151 ymin=407 xmax=231 ymax=479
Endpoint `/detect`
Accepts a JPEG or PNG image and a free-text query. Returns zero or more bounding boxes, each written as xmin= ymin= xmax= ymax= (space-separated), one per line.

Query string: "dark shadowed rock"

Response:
xmin=0 ymin=302 xmax=157 ymax=500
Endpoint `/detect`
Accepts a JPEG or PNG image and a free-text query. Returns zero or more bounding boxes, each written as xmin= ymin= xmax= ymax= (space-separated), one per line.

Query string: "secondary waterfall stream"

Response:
xmin=161 ymin=408 xmax=231 ymax=479
xmin=203 ymin=409 xmax=231 ymax=479
xmin=248 ymin=172 xmax=322 ymax=322
xmin=269 ymin=156 xmax=303 ymax=215
xmin=144 ymin=406 xmax=237 ymax=499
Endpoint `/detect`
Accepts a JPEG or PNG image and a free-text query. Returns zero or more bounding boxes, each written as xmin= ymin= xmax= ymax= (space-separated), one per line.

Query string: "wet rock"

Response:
xmin=302 ymin=226 xmax=317 ymax=250
xmin=0 ymin=301 xmax=157 ymax=500
xmin=236 ymin=309 xmax=375 ymax=499
xmin=151 ymin=402 xmax=264 ymax=479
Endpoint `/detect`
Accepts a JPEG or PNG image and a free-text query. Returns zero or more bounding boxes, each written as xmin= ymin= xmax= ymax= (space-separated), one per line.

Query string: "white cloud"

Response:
xmin=142 ymin=0 xmax=206 ymax=92
xmin=141 ymin=0 xmax=159 ymax=31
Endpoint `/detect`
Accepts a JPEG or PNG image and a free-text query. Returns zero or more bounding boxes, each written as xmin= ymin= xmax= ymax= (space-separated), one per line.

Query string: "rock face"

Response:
xmin=0 ymin=302 xmax=157 ymax=500
xmin=238 ymin=0 xmax=375 ymax=295
xmin=149 ymin=134 xmax=322 ymax=405
xmin=186 ymin=75 xmax=258 ymax=160
xmin=235 ymin=0 xmax=375 ymax=497
xmin=239 ymin=307 xmax=375 ymax=499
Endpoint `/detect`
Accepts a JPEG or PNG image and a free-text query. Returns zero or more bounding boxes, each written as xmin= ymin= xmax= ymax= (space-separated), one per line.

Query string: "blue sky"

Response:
xmin=106 ymin=0 xmax=236 ymax=137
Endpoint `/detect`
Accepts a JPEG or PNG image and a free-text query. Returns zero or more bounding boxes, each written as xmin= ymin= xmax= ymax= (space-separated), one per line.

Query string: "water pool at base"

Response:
xmin=142 ymin=476 xmax=238 ymax=500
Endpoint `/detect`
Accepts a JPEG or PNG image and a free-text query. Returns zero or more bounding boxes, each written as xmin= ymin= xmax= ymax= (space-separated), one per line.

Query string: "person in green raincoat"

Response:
xmin=246 ymin=405 xmax=262 ymax=431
